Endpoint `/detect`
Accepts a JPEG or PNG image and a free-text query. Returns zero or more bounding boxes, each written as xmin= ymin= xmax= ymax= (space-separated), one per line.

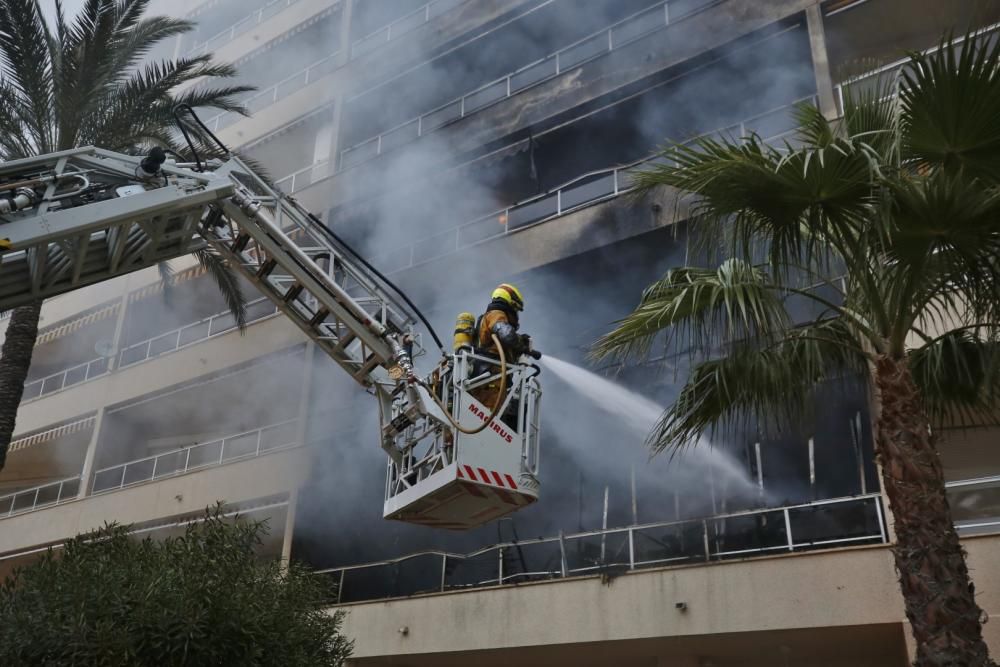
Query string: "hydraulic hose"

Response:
xmin=296 ymin=204 xmax=447 ymax=354
xmin=426 ymin=334 xmax=507 ymax=436
xmin=171 ymin=104 xmax=447 ymax=354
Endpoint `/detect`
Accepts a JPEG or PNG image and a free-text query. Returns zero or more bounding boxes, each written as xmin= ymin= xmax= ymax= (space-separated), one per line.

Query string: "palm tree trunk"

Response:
xmin=0 ymin=301 xmax=41 ymax=471
xmin=874 ymin=355 xmax=995 ymax=667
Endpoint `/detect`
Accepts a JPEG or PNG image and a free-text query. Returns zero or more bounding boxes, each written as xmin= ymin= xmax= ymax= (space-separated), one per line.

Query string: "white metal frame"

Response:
xmin=91 ymin=420 xmax=299 ymax=494
xmin=320 ymin=492 xmax=889 ymax=603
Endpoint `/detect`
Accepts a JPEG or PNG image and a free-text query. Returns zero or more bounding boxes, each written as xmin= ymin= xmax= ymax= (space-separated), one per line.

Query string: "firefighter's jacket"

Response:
xmin=476 ymin=300 xmax=524 ymax=360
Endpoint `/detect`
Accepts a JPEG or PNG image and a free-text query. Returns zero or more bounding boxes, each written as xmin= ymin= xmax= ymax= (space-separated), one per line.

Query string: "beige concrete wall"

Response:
xmin=338 ymin=534 xmax=1000 ymax=665
xmin=339 ymin=544 xmax=903 ymax=657
xmin=0 ymin=445 xmax=305 ymax=556
xmin=13 ymin=315 xmax=306 ymax=437
xmin=171 ymin=0 xmax=340 ymax=98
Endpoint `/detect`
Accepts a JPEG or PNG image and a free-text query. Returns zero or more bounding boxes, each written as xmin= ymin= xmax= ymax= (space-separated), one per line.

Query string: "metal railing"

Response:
xmin=21 ymin=300 xmax=279 ymax=404
xmin=0 ymin=477 xmax=81 ymax=517
xmin=832 ymin=21 xmax=1000 ymax=115
xmin=206 ymin=52 xmax=340 ymax=132
xmin=362 ymin=96 xmax=810 ymax=273
xmin=190 ymin=0 xmax=309 ymax=57
xmin=275 ymin=159 xmax=335 ymax=195
xmin=117 ymin=298 xmax=279 ymax=369
xmin=947 ymin=473 xmax=1000 ymax=535
xmin=91 ymin=420 xmax=299 ymax=495
xmin=350 ymin=0 xmax=465 ymax=60
xmin=338 ymin=0 xmax=717 ymax=171
xmin=318 ymin=493 xmax=887 ymax=604
xmin=206 ymin=0 xmax=470 ymax=133
xmin=22 ymin=357 xmax=109 ymax=403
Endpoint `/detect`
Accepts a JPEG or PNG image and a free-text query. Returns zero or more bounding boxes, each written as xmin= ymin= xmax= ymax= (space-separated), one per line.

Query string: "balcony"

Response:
xmin=832 ymin=22 xmax=1000 ymax=115
xmin=116 ymin=298 xmax=278 ymax=369
xmin=20 ymin=298 xmax=280 ymax=407
xmin=14 ymin=316 xmax=305 ymax=437
xmin=189 ymin=0 xmax=314 ymax=57
xmin=319 ymin=493 xmax=889 ymax=603
xmin=22 ymin=357 xmax=109 ymax=402
xmin=349 ymin=96 xmax=810 ymax=275
xmin=0 ymin=476 xmax=80 ymax=518
xmin=91 ymin=420 xmax=298 ymax=494
xmin=207 ymin=53 xmax=340 ymax=134
xmin=0 ymin=444 xmax=305 ymax=557
xmin=0 ymin=420 xmax=300 ymax=522
xmin=337 ymin=0 xmax=684 ymax=171
xmin=350 ymin=0 xmax=466 ymax=60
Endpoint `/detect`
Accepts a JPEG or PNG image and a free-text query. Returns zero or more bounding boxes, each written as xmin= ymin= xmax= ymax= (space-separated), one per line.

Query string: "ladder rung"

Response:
xmin=283 ymin=283 xmax=303 ymax=303
xmin=309 ymin=308 xmax=330 ymax=328
xmin=232 ymin=234 xmax=251 ymax=254
xmin=256 ymin=258 xmax=277 ymax=279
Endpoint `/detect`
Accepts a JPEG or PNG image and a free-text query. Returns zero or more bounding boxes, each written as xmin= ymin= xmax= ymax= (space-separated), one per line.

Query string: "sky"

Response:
xmin=39 ymin=0 xmax=90 ymax=23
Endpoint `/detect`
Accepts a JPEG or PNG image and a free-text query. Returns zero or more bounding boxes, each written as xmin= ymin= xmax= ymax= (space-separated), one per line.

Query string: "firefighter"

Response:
xmin=470 ymin=283 xmax=536 ymax=419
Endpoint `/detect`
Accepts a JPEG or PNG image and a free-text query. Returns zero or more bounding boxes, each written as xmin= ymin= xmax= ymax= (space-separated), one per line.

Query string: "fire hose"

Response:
xmin=425 ymin=333 xmax=508 ymax=436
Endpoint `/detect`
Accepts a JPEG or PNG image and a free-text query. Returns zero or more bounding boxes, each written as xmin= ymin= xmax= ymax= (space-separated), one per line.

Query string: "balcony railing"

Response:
xmin=91 ymin=420 xmax=299 ymax=495
xmin=117 ymin=298 xmax=278 ymax=369
xmin=190 ymin=0 xmax=310 ymax=57
xmin=362 ymin=96 xmax=810 ymax=273
xmin=832 ymin=21 xmax=1000 ymax=115
xmin=206 ymin=52 xmax=340 ymax=132
xmin=338 ymin=0 xmax=717 ymax=171
xmin=947 ymin=474 xmax=1000 ymax=536
xmin=0 ymin=476 xmax=81 ymax=517
xmin=22 ymin=299 xmax=279 ymax=405
xmin=350 ymin=0 xmax=465 ymax=60
xmin=318 ymin=493 xmax=888 ymax=604
xmin=22 ymin=357 xmax=109 ymax=402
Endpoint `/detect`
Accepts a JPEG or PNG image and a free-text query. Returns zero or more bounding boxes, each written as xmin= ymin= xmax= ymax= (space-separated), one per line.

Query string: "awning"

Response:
xmin=36 ymin=303 xmax=120 ymax=346
xmin=9 ymin=416 xmax=97 ymax=454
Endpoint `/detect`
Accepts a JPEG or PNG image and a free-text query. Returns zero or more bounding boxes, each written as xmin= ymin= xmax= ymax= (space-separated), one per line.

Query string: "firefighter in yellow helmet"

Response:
xmin=469 ymin=283 xmax=537 ymax=417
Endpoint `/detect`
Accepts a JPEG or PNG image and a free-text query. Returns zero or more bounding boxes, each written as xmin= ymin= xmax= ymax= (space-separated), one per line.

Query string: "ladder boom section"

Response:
xmin=0 ymin=147 xmax=228 ymax=308
xmin=201 ymin=158 xmax=419 ymax=387
xmin=0 ymin=148 xmax=419 ymax=388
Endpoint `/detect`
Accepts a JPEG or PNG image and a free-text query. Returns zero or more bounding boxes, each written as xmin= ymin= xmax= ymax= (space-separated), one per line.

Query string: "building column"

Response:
xmin=336 ymin=0 xmax=354 ymax=67
xmin=806 ymin=3 xmax=839 ymax=120
xmin=281 ymin=489 xmax=299 ymax=563
xmin=106 ymin=292 xmax=130 ymax=373
xmin=77 ymin=407 xmax=106 ymax=499
xmin=323 ymin=0 xmax=355 ymax=178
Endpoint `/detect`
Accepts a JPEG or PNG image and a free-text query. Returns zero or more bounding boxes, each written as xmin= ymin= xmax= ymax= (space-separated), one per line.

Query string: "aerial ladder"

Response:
xmin=0 ymin=137 xmax=541 ymax=530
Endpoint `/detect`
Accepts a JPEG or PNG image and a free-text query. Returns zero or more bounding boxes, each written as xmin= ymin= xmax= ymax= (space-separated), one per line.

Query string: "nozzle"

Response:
xmin=526 ymin=349 xmax=542 ymax=360
xmin=137 ymin=146 xmax=167 ymax=178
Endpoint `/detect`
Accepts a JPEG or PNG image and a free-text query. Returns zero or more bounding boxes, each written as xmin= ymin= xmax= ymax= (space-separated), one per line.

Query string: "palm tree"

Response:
xmin=593 ymin=33 xmax=1000 ymax=667
xmin=0 ymin=0 xmax=254 ymax=470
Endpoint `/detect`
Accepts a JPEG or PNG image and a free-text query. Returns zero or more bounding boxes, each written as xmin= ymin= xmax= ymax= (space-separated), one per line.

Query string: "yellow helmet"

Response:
xmin=492 ymin=283 xmax=524 ymax=311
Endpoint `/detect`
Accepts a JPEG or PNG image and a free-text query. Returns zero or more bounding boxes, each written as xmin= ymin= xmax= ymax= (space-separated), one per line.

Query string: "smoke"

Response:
xmin=169 ymin=0 xmax=882 ymax=567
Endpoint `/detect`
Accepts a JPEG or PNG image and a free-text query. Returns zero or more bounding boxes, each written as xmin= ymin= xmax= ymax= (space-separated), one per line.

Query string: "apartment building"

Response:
xmin=1 ymin=0 xmax=999 ymax=665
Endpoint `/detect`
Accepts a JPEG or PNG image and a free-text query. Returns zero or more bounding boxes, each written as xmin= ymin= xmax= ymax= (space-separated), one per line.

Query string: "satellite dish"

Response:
xmin=94 ymin=340 xmax=116 ymax=358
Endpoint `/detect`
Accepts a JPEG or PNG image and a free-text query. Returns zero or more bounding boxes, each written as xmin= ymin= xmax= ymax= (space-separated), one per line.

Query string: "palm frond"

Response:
xmin=646 ymin=317 xmax=869 ymax=455
xmin=901 ymin=31 xmax=1000 ymax=182
xmin=909 ymin=328 xmax=1000 ymax=428
xmin=195 ymin=248 xmax=247 ymax=333
xmin=627 ymin=132 xmax=877 ymax=276
xmin=82 ymin=57 xmax=252 ymax=149
xmin=0 ymin=0 xmax=55 ymax=152
xmin=793 ymin=101 xmax=836 ymax=148
xmin=591 ymin=259 xmax=790 ymax=363
xmin=839 ymin=65 xmax=902 ymax=164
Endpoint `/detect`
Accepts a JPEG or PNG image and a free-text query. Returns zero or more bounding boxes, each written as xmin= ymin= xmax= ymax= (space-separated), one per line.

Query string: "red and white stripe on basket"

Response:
xmin=457 ymin=464 xmax=518 ymax=490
